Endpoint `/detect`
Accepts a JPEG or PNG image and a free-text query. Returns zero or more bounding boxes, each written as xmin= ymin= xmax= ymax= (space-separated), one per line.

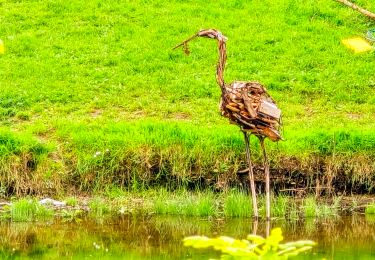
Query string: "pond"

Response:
xmin=0 ymin=214 xmax=374 ymax=259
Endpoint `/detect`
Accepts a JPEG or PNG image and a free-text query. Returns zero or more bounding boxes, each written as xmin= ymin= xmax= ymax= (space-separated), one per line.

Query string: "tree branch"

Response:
xmin=335 ymin=0 xmax=375 ymax=19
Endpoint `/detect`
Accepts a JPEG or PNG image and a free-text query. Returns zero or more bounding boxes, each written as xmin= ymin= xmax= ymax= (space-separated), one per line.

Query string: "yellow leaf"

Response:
xmin=246 ymin=234 xmax=266 ymax=244
xmin=342 ymin=37 xmax=373 ymax=53
xmin=0 ymin=39 xmax=4 ymax=55
xmin=269 ymin=227 xmax=284 ymax=244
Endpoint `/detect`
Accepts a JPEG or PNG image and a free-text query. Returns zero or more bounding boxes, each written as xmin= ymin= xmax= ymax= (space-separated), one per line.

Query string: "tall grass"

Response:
xmin=303 ymin=197 xmax=339 ymax=218
xmin=0 ymin=191 xmax=358 ymax=220
xmin=272 ymin=196 xmax=289 ymax=218
xmin=223 ymin=190 xmax=252 ymax=217
xmin=304 ymin=197 xmax=317 ymax=218
xmin=9 ymin=198 xmax=53 ymax=222
xmin=153 ymin=190 xmax=216 ymax=216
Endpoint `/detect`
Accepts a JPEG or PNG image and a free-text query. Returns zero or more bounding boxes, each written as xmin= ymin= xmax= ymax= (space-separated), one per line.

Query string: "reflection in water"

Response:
xmin=0 ymin=215 xmax=374 ymax=259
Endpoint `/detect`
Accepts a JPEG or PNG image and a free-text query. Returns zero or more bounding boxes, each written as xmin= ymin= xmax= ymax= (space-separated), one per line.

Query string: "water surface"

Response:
xmin=0 ymin=214 xmax=374 ymax=259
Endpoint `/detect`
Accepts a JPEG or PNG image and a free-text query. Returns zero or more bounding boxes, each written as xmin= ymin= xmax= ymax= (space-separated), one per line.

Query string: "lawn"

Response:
xmin=0 ymin=0 xmax=375 ymax=194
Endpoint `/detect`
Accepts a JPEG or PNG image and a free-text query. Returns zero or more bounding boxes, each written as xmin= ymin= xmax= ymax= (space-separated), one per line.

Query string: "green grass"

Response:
xmin=0 ymin=191 xmax=360 ymax=220
xmin=65 ymin=196 xmax=79 ymax=207
xmin=223 ymin=190 xmax=253 ymax=217
xmin=303 ymin=197 xmax=339 ymax=218
xmin=303 ymin=197 xmax=318 ymax=218
xmin=0 ymin=0 xmax=375 ymax=193
xmin=8 ymin=198 xmax=53 ymax=222
xmin=88 ymin=197 xmax=110 ymax=217
xmin=272 ymin=196 xmax=290 ymax=217
xmin=153 ymin=189 xmax=216 ymax=216
xmin=144 ymin=190 xmax=340 ymax=218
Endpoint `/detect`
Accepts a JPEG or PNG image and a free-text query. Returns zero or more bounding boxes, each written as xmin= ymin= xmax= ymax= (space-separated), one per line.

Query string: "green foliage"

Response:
xmin=65 ymin=197 xmax=79 ymax=207
xmin=223 ymin=190 xmax=252 ymax=217
xmin=88 ymin=197 xmax=110 ymax=217
xmin=272 ymin=196 xmax=289 ymax=218
xmin=184 ymin=227 xmax=316 ymax=259
xmin=153 ymin=190 xmax=216 ymax=216
xmin=59 ymin=209 xmax=83 ymax=222
xmin=0 ymin=128 xmax=50 ymax=157
xmin=303 ymin=197 xmax=339 ymax=218
xmin=188 ymin=192 xmax=216 ymax=217
xmin=0 ymin=191 xmax=351 ymax=221
xmin=303 ymin=197 xmax=317 ymax=218
xmin=365 ymin=203 xmax=375 ymax=214
xmin=4 ymin=198 xmax=53 ymax=222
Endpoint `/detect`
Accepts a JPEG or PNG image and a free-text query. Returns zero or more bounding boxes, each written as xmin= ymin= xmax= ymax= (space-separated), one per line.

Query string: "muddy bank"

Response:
xmin=1 ymin=149 xmax=375 ymax=196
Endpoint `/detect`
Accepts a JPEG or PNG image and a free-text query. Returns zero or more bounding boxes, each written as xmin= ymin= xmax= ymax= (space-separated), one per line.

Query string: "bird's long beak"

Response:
xmin=172 ymin=33 xmax=199 ymax=50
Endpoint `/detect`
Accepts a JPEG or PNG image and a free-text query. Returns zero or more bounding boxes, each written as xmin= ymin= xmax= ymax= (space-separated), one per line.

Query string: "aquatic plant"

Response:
xmin=184 ymin=227 xmax=316 ymax=259
xmin=317 ymin=204 xmax=338 ymax=217
xmin=258 ymin=195 xmax=290 ymax=218
xmin=152 ymin=190 xmax=180 ymax=215
xmin=0 ymin=190 xmax=360 ymax=222
xmin=287 ymin=199 xmax=299 ymax=220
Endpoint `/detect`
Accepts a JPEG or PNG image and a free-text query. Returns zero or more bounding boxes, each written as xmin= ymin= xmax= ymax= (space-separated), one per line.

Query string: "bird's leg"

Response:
xmin=243 ymin=131 xmax=258 ymax=219
xmin=252 ymin=218 xmax=258 ymax=235
xmin=259 ymin=136 xmax=271 ymax=221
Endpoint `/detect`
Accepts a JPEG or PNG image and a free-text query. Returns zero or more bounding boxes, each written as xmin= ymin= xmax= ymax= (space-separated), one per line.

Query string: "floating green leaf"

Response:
xmin=184 ymin=228 xmax=316 ymax=260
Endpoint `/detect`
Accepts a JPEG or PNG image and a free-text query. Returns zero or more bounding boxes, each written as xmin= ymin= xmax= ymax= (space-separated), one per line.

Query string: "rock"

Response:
xmin=39 ymin=198 xmax=66 ymax=207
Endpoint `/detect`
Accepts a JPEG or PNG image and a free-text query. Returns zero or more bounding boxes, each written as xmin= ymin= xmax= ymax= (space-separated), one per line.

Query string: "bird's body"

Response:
xmin=220 ymin=80 xmax=281 ymax=141
xmin=174 ymin=29 xmax=282 ymax=220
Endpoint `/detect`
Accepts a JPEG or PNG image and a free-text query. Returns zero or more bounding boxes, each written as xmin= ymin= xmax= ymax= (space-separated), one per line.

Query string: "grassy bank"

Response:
xmin=1 ymin=0 xmax=375 ymax=195
xmin=2 ymin=189 xmax=374 ymax=221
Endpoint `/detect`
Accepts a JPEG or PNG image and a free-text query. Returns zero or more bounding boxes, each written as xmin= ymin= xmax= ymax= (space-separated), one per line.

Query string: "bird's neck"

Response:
xmin=216 ymin=40 xmax=226 ymax=94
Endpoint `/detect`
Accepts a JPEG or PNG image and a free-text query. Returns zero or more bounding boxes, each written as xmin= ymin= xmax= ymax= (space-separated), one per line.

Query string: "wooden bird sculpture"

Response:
xmin=174 ymin=29 xmax=282 ymax=220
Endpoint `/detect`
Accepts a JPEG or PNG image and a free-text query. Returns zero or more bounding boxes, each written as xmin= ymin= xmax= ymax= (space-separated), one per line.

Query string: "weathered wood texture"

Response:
xmin=174 ymin=29 xmax=282 ymax=142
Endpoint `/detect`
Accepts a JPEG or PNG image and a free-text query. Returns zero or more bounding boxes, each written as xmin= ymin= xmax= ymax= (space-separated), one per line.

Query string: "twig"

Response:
xmin=335 ymin=0 xmax=375 ymax=19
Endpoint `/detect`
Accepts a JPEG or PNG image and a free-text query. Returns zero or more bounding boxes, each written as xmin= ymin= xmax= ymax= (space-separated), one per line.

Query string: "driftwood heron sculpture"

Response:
xmin=174 ymin=29 xmax=282 ymax=219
